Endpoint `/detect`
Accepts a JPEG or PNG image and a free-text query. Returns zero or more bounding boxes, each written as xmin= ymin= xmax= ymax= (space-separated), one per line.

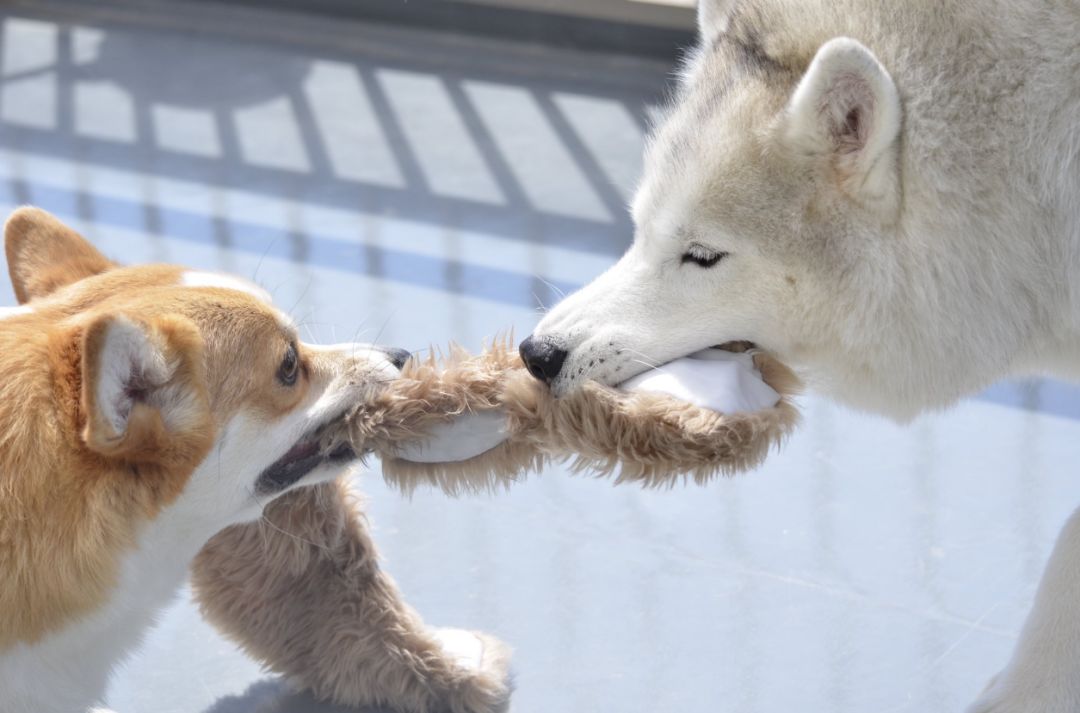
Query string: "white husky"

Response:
xmin=521 ymin=1 xmax=1080 ymax=710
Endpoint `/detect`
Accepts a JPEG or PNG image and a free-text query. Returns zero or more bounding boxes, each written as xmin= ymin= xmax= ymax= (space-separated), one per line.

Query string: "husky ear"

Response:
xmin=697 ymin=0 xmax=736 ymax=40
xmin=5 ymin=207 xmax=114 ymax=304
xmin=783 ymin=38 xmax=901 ymax=216
xmin=81 ymin=313 xmax=213 ymax=464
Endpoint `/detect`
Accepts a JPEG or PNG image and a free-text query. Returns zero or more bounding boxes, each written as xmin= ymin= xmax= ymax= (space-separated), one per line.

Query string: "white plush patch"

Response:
xmin=95 ymin=317 xmax=170 ymax=436
xmin=181 ymin=270 xmax=272 ymax=304
xmin=433 ymin=628 xmax=485 ymax=671
xmin=394 ymin=411 xmax=508 ymax=464
xmin=619 ymin=349 xmax=780 ymax=414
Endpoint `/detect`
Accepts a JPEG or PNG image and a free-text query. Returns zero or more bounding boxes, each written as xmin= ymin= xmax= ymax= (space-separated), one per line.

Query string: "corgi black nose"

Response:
xmin=384 ymin=347 xmax=411 ymax=369
xmin=519 ymin=335 xmax=567 ymax=384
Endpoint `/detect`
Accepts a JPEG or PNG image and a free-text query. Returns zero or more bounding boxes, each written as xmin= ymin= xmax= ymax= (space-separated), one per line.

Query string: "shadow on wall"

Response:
xmin=202 ymin=678 xmax=393 ymax=713
xmin=0 ymin=3 xmax=673 ymax=307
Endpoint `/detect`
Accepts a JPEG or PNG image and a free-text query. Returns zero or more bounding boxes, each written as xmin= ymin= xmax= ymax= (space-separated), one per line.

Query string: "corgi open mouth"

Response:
xmin=256 ymin=418 xmax=357 ymax=494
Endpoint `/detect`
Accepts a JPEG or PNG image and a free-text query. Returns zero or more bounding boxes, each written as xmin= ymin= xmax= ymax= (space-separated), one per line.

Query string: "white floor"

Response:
xmin=1 ymin=2 xmax=1078 ymax=712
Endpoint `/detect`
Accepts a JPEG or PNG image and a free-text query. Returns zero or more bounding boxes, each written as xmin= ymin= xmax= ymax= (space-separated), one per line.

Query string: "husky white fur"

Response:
xmin=523 ymin=1 xmax=1080 ymax=710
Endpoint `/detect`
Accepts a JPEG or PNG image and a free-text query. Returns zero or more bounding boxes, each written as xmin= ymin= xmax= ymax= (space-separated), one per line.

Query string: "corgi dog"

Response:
xmin=0 ymin=207 xmax=511 ymax=713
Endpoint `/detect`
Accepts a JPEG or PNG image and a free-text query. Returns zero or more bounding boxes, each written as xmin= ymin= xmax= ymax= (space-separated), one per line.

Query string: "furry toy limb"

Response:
xmin=190 ymin=480 xmax=511 ymax=713
xmin=349 ymin=341 xmax=801 ymax=494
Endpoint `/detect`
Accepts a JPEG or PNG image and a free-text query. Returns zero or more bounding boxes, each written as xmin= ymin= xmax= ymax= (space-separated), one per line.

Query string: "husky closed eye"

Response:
xmin=680 ymin=244 xmax=728 ymax=268
xmin=278 ymin=343 xmax=300 ymax=386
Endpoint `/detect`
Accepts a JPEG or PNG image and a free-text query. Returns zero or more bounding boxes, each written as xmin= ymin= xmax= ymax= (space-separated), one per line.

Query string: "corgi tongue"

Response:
xmin=255 ymin=433 xmax=356 ymax=494
xmin=282 ymin=439 xmax=320 ymax=462
xmin=617 ymin=349 xmax=780 ymax=413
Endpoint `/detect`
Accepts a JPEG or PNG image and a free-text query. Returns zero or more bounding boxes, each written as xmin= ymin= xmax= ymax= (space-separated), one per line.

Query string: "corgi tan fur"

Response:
xmin=0 ymin=208 xmax=510 ymax=713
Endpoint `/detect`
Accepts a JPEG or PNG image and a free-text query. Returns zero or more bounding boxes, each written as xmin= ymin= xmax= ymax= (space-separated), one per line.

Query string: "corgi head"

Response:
xmin=0 ymin=207 xmax=404 ymax=646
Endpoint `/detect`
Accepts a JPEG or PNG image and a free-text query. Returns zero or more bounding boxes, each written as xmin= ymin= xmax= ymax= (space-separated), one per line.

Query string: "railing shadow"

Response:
xmin=0 ymin=1 xmax=675 ymax=306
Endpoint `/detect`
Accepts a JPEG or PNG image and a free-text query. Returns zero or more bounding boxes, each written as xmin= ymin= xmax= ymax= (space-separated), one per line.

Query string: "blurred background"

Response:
xmin=0 ymin=1 xmax=1078 ymax=711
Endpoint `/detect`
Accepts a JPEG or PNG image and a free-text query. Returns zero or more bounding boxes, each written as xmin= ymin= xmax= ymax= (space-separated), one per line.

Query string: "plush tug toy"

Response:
xmin=193 ymin=342 xmax=799 ymax=713
xmin=346 ymin=340 xmax=802 ymax=493
xmin=199 ymin=341 xmax=799 ymax=713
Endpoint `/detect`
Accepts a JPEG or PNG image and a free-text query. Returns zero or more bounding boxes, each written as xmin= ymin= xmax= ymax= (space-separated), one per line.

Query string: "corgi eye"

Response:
xmin=680 ymin=245 xmax=728 ymax=268
xmin=278 ymin=344 xmax=299 ymax=386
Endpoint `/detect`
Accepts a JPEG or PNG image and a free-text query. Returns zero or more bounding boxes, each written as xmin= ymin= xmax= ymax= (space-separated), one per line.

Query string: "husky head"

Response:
xmin=523 ymin=2 xmax=975 ymax=420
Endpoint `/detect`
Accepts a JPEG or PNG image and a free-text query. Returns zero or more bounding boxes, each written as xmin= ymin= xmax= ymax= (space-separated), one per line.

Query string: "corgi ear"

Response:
xmin=81 ymin=314 xmax=213 ymax=464
xmin=697 ymin=0 xmax=736 ymax=40
xmin=783 ymin=38 xmax=901 ymax=216
xmin=5 ymin=207 xmax=114 ymax=304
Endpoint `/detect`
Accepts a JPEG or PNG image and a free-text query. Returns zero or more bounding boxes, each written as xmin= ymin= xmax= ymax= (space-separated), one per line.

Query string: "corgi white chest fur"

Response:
xmin=0 ymin=416 xmax=359 ymax=713
xmin=0 ymin=487 xmax=230 ymax=712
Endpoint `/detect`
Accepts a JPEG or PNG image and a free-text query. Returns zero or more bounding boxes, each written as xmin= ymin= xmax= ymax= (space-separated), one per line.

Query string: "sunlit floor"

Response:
xmin=2 ymin=2 xmax=1080 ymax=712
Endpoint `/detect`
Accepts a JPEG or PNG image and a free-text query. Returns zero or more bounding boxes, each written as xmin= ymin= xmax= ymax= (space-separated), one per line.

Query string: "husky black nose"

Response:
xmin=519 ymin=335 xmax=568 ymax=384
xmin=384 ymin=347 xmax=411 ymax=369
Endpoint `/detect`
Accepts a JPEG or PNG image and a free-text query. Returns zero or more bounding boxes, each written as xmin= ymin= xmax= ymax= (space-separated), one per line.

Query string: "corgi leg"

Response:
xmin=191 ymin=480 xmax=511 ymax=713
